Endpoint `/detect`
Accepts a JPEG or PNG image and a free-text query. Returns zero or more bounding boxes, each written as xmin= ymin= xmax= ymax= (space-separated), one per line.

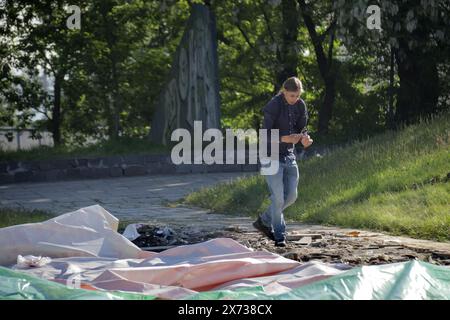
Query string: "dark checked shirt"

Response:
xmin=262 ymin=93 xmax=309 ymax=160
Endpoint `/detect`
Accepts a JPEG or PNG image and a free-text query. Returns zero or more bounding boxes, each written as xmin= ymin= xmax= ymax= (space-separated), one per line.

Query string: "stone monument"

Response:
xmin=150 ymin=3 xmax=221 ymax=146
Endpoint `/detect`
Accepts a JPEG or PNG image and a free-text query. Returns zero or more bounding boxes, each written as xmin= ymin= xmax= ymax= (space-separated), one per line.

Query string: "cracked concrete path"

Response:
xmin=0 ymin=172 xmax=257 ymax=224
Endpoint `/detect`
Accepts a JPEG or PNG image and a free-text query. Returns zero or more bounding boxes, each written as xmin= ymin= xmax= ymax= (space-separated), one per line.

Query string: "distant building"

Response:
xmin=0 ymin=127 xmax=53 ymax=151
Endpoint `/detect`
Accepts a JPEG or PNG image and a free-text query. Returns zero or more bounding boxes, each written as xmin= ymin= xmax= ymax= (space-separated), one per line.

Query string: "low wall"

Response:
xmin=0 ymin=154 xmax=260 ymax=184
xmin=0 ymin=146 xmax=334 ymax=184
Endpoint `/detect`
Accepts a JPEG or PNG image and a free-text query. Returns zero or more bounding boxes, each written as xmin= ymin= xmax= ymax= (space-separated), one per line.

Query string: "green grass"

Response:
xmin=0 ymin=137 xmax=169 ymax=161
xmin=183 ymin=112 xmax=450 ymax=241
xmin=0 ymin=207 xmax=55 ymax=228
xmin=0 ymin=207 xmax=135 ymax=232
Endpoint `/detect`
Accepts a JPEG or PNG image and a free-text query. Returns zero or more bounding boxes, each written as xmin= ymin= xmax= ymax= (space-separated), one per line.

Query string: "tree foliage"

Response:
xmin=0 ymin=0 xmax=448 ymax=148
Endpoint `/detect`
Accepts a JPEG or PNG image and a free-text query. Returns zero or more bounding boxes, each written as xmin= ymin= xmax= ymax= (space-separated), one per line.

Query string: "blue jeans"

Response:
xmin=260 ymin=156 xmax=299 ymax=241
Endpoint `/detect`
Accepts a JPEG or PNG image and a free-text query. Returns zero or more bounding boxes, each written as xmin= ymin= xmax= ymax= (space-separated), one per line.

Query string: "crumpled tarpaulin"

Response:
xmin=0 ymin=204 xmax=449 ymax=300
xmin=0 ymin=266 xmax=155 ymax=300
xmin=188 ymin=259 xmax=450 ymax=300
xmin=0 ymin=204 xmax=149 ymax=266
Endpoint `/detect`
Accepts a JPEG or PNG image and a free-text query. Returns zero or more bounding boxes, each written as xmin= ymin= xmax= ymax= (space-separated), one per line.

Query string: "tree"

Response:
xmin=1 ymin=0 xmax=189 ymax=146
xmin=298 ymin=0 xmax=337 ymax=135
xmin=275 ymin=0 xmax=301 ymax=90
xmin=334 ymin=0 xmax=450 ymax=126
xmin=72 ymin=0 xmax=188 ymax=140
xmin=0 ymin=0 xmax=86 ymax=146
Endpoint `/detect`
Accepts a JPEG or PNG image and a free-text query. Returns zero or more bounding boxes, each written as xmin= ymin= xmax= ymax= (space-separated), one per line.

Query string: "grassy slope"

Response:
xmin=183 ymin=112 xmax=450 ymax=241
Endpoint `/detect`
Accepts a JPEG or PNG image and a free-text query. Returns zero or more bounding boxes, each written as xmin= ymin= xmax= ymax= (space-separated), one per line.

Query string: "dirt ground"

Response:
xmin=130 ymin=223 xmax=450 ymax=267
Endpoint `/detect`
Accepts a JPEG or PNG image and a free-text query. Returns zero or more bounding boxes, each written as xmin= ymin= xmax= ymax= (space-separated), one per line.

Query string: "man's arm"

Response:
xmin=262 ymin=99 xmax=282 ymax=156
xmin=262 ymin=99 xmax=278 ymax=133
xmin=296 ymin=99 xmax=309 ymax=134
xmin=295 ymin=100 xmax=313 ymax=148
xmin=281 ymin=135 xmax=301 ymax=143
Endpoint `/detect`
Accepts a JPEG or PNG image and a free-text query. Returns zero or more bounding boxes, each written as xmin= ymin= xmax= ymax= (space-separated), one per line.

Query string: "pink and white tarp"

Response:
xmin=0 ymin=205 xmax=345 ymax=299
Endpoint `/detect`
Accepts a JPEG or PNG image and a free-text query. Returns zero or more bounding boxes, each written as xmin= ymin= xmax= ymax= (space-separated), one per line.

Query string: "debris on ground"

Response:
xmin=131 ymin=224 xmax=218 ymax=249
xmin=127 ymin=223 xmax=450 ymax=266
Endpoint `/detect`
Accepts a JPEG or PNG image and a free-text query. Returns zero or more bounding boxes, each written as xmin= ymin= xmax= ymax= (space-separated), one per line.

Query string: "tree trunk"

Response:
xmin=393 ymin=3 xmax=440 ymax=126
xmin=387 ymin=46 xmax=395 ymax=129
xmin=395 ymin=44 xmax=439 ymax=125
xmin=51 ymin=73 xmax=63 ymax=146
xmin=109 ymin=54 xmax=120 ymax=139
xmin=298 ymin=0 xmax=337 ymax=135
xmin=100 ymin=1 xmax=120 ymax=140
xmin=275 ymin=0 xmax=300 ymax=90
xmin=107 ymin=92 xmax=119 ymax=139
xmin=318 ymin=75 xmax=335 ymax=134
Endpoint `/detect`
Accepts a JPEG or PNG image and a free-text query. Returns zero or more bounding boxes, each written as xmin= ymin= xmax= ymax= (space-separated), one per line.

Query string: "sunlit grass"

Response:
xmin=184 ymin=112 xmax=450 ymax=241
xmin=0 ymin=207 xmax=55 ymax=228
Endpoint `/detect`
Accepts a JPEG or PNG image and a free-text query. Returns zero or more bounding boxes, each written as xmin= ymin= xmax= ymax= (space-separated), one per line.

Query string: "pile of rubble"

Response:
xmin=123 ymin=224 xmax=226 ymax=250
xmin=123 ymin=223 xmax=450 ymax=267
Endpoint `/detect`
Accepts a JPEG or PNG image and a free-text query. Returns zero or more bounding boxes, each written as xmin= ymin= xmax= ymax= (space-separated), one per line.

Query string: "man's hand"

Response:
xmin=300 ymin=134 xmax=313 ymax=148
xmin=281 ymin=134 xmax=302 ymax=144
xmin=281 ymin=133 xmax=313 ymax=147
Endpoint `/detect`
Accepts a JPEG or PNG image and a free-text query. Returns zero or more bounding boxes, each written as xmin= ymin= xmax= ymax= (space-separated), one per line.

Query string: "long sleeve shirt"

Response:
xmin=262 ymin=93 xmax=308 ymax=160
